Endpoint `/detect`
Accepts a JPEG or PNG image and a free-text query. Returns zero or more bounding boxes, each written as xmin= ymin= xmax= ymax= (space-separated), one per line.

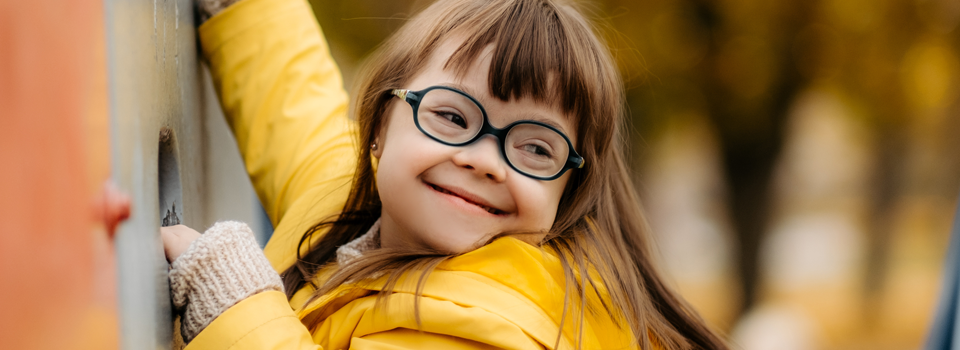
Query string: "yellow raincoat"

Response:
xmin=190 ymin=0 xmax=637 ymax=348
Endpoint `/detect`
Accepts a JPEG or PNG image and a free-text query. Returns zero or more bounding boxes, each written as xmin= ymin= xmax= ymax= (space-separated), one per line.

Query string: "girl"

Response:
xmin=162 ymin=0 xmax=729 ymax=348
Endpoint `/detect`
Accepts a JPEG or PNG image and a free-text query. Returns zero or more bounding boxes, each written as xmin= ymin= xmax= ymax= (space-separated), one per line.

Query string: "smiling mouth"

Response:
xmin=427 ymin=183 xmax=506 ymax=215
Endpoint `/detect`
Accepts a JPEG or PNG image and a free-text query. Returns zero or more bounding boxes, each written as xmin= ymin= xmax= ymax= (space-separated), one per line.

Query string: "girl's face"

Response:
xmin=374 ymin=38 xmax=576 ymax=253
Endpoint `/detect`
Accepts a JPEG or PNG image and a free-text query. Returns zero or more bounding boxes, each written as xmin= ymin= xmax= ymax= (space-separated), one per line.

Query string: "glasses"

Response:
xmin=391 ymin=86 xmax=584 ymax=181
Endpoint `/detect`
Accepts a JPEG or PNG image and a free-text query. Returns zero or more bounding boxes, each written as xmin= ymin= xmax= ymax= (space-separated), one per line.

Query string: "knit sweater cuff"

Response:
xmin=168 ymin=221 xmax=283 ymax=343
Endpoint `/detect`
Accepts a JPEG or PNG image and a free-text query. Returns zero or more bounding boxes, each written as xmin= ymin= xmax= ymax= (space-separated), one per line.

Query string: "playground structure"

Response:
xmin=2 ymin=0 xmax=267 ymax=349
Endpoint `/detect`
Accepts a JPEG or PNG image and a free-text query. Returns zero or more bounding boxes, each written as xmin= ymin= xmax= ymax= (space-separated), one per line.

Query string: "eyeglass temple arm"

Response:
xmin=570 ymin=155 xmax=584 ymax=169
xmin=392 ymin=89 xmax=419 ymax=102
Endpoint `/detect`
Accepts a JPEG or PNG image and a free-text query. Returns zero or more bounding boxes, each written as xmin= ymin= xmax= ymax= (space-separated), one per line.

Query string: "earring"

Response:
xmin=371 ymin=142 xmax=378 ymax=151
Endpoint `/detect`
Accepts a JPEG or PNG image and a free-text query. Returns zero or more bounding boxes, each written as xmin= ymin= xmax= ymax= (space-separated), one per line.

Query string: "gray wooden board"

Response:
xmin=103 ymin=0 xmax=267 ymax=348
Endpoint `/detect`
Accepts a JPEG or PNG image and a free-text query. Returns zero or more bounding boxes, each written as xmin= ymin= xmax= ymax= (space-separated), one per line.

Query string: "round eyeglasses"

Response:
xmin=391 ymin=86 xmax=584 ymax=181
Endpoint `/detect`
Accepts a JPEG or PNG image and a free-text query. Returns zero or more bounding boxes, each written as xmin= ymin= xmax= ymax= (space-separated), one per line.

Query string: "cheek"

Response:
xmin=376 ymin=102 xmax=421 ymax=174
xmin=377 ymin=119 xmax=436 ymax=177
xmin=375 ymin=114 xmax=446 ymax=202
xmin=375 ymin=106 xmax=417 ymax=212
xmin=376 ymin=133 xmax=418 ymax=195
xmin=510 ymin=176 xmax=568 ymax=229
xmin=374 ymin=101 xmax=405 ymax=155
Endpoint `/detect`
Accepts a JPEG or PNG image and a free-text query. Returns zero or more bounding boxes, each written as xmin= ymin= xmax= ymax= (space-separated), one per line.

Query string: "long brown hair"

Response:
xmin=282 ymin=0 xmax=728 ymax=348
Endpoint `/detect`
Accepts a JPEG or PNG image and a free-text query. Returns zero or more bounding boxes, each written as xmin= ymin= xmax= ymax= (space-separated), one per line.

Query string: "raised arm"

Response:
xmin=199 ymin=0 xmax=356 ymax=228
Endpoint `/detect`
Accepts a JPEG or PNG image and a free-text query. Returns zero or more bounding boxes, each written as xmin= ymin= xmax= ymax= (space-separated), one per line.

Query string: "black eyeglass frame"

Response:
xmin=391 ymin=85 xmax=585 ymax=181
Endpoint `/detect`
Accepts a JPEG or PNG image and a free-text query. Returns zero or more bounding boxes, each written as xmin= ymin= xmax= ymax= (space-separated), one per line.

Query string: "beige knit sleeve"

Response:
xmin=168 ymin=221 xmax=284 ymax=343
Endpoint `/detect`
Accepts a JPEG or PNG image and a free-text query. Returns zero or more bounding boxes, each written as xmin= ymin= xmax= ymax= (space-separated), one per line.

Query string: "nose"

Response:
xmin=450 ymin=135 xmax=507 ymax=182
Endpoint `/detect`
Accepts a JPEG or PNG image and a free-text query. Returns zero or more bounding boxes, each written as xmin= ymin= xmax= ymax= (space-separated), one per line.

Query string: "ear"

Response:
xmin=371 ymin=138 xmax=383 ymax=158
xmin=371 ymin=100 xmax=396 ymax=159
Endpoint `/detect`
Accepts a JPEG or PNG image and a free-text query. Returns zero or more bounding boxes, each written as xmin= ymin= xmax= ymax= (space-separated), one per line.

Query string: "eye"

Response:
xmin=518 ymin=142 xmax=555 ymax=159
xmin=430 ymin=109 xmax=468 ymax=129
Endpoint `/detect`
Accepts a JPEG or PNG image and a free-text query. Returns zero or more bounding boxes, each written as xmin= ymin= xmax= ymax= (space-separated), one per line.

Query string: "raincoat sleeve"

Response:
xmin=198 ymin=0 xmax=356 ymax=229
xmin=187 ymin=0 xmax=352 ymax=348
xmin=185 ymin=291 xmax=321 ymax=350
xmin=187 ymin=291 xmax=506 ymax=350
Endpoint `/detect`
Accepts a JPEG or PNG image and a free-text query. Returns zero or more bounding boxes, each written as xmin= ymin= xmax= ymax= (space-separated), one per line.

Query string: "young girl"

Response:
xmin=162 ymin=0 xmax=729 ymax=348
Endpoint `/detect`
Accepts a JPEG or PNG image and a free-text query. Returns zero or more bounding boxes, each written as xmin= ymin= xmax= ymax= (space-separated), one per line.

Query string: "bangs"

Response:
xmin=442 ymin=0 xmax=593 ymax=121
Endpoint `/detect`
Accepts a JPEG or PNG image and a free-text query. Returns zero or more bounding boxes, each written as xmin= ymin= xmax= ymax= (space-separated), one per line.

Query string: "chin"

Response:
xmin=421 ymin=229 xmax=489 ymax=254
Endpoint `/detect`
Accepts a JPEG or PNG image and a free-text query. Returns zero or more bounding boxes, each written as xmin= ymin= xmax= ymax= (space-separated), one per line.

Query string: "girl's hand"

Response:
xmin=161 ymin=225 xmax=201 ymax=263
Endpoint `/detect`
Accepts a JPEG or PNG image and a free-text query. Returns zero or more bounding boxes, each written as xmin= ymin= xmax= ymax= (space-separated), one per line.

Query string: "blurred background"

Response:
xmin=311 ymin=0 xmax=960 ymax=349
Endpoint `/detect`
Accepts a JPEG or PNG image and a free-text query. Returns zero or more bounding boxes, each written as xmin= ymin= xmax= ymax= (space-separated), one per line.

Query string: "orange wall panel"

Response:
xmin=0 ymin=0 xmax=118 ymax=349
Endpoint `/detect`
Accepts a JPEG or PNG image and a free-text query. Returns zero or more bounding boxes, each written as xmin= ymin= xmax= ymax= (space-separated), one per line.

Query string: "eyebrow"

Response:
xmin=438 ymin=82 xmax=572 ymax=135
xmin=440 ymin=82 xmax=486 ymax=103
xmin=517 ymin=114 xmax=569 ymax=134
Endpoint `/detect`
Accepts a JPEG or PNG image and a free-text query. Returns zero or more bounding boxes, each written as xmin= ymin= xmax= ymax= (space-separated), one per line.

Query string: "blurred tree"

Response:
xmin=611 ymin=0 xmax=816 ymax=314
xmin=689 ymin=0 xmax=814 ymax=314
xmin=612 ymin=0 xmax=960 ymax=322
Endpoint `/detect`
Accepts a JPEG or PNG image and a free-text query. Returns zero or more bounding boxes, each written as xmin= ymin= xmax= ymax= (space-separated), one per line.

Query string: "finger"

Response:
xmin=160 ymin=226 xmax=178 ymax=263
xmin=160 ymin=225 xmax=202 ymax=263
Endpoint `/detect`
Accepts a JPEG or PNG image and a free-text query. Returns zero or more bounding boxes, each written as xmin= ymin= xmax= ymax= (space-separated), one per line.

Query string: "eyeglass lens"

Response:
xmin=416 ymin=88 xmax=571 ymax=178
